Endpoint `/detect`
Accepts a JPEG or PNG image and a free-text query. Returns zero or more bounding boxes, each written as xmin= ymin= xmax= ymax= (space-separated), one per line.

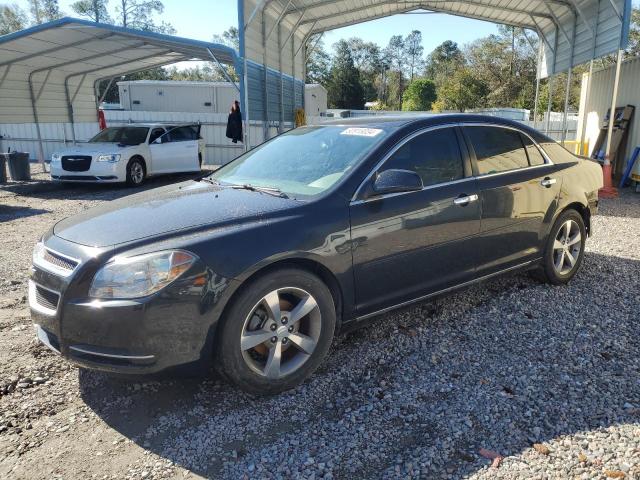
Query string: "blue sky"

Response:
xmin=20 ymin=0 xmax=499 ymax=54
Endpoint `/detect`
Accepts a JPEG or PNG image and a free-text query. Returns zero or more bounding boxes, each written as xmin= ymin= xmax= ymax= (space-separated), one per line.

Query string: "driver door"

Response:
xmin=349 ymin=126 xmax=481 ymax=316
xmin=149 ymin=126 xmax=199 ymax=173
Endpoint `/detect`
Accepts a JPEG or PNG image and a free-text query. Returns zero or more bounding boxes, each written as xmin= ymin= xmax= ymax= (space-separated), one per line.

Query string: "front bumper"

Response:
xmin=50 ymin=160 xmax=125 ymax=183
xmin=29 ymin=236 xmax=233 ymax=374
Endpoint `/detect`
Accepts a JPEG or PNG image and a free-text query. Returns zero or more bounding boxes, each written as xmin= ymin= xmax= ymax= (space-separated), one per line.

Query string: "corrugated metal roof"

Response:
xmin=242 ymin=0 xmax=632 ymax=79
xmin=0 ymin=17 xmax=239 ymax=125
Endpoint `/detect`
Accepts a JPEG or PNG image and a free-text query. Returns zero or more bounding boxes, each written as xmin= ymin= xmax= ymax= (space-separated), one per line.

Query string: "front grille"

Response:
xmin=61 ymin=155 xmax=92 ymax=172
xmin=44 ymin=249 xmax=78 ymax=271
xmin=35 ymin=286 xmax=60 ymax=311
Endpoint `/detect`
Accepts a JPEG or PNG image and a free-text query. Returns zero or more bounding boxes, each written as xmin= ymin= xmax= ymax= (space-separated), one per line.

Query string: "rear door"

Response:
xmin=462 ymin=124 xmax=562 ymax=276
xmin=350 ymin=126 xmax=481 ymax=316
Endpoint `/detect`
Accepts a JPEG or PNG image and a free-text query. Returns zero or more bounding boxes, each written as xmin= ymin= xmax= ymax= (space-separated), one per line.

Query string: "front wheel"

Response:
xmin=125 ymin=158 xmax=145 ymax=186
xmin=537 ymin=209 xmax=586 ymax=285
xmin=216 ymin=268 xmax=336 ymax=395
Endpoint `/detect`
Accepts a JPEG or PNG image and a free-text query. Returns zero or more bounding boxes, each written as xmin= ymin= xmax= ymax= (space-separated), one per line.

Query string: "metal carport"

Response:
xmin=0 ymin=18 xmax=240 ymax=163
xmin=239 ymin=0 xmax=632 ymax=156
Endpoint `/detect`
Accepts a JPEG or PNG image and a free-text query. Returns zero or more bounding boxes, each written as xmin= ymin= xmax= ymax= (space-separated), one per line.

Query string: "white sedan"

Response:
xmin=50 ymin=123 xmax=205 ymax=186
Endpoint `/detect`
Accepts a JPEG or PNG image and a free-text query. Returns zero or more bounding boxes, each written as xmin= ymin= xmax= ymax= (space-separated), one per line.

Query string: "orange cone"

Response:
xmin=599 ymin=155 xmax=618 ymax=198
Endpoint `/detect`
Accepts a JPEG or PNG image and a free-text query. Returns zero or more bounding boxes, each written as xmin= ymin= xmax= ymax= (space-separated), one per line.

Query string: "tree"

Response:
xmin=344 ymin=37 xmax=381 ymax=102
xmin=384 ymin=35 xmax=406 ymax=109
xmin=71 ymin=0 xmax=112 ymax=23
xmin=115 ymin=0 xmax=174 ymax=33
xmin=404 ymin=30 xmax=424 ymax=81
xmin=424 ymin=40 xmax=465 ymax=87
xmin=402 ymin=78 xmax=437 ymax=111
xmin=0 ymin=4 xmax=27 ymax=34
xmin=28 ymin=0 xmax=43 ymax=23
xmin=433 ymin=68 xmax=489 ymax=112
xmin=41 ymin=0 xmax=61 ymax=21
xmin=212 ymin=26 xmax=239 ymax=49
xmin=326 ymin=40 xmax=364 ymax=109
xmin=306 ymin=35 xmax=331 ymax=85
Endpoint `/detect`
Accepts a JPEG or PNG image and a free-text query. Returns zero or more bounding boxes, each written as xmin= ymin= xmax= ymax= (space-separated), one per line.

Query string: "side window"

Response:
xmin=381 ymin=128 xmax=464 ymax=187
xmin=465 ymin=126 xmax=529 ymax=175
xmin=520 ymin=134 xmax=546 ymax=166
xmin=167 ymin=126 xmax=196 ymax=142
xmin=149 ymin=128 xmax=165 ymax=144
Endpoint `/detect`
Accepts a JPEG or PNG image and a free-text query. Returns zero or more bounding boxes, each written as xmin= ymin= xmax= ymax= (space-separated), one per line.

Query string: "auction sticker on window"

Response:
xmin=340 ymin=127 xmax=383 ymax=137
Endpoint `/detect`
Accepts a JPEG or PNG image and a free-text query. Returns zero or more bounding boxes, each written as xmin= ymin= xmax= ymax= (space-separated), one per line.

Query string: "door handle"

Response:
xmin=453 ymin=194 xmax=479 ymax=206
xmin=540 ymin=177 xmax=557 ymax=188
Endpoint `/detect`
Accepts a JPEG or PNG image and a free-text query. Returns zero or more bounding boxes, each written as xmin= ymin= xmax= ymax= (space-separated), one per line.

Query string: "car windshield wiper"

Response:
xmin=200 ymin=176 xmax=220 ymax=185
xmin=230 ymin=183 xmax=289 ymax=198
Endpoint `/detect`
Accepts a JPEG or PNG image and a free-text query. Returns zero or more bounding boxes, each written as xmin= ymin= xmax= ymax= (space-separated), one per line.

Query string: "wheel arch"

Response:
xmin=557 ymin=201 xmax=591 ymax=236
xmin=214 ymin=257 xmax=345 ymax=342
xmin=128 ymin=154 xmax=147 ymax=172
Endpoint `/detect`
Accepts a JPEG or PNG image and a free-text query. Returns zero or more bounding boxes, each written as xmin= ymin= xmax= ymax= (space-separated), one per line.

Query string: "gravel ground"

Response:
xmin=0 ymin=165 xmax=639 ymax=480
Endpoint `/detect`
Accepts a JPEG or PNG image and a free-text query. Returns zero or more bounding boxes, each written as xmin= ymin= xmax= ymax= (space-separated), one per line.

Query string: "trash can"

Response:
xmin=5 ymin=152 xmax=31 ymax=181
xmin=0 ymin=155 xmax=6 ymax=183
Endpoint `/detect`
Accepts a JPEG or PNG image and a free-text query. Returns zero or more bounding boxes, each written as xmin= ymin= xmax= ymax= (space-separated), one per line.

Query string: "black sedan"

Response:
xmin=29 ymin=115 xmax=603 ymax=394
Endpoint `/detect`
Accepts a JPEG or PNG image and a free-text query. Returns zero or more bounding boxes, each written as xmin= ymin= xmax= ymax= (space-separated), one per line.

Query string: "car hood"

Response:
xmin=53 ymin=181 xmax=299 ymax=247
xmin=56 ymin=143 xmax=136 ymax=156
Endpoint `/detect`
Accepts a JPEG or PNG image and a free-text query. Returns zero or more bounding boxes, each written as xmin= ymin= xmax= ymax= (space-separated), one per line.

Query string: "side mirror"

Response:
xmin=152 ymin=138 xmax=162 ymax=145
xmin=371 ymin=169 xmax=423 ymax=196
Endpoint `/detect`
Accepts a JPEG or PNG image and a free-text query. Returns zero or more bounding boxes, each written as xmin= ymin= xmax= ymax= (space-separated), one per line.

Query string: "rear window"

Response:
xmin=465 ymin=126 xmax=529 ymax=175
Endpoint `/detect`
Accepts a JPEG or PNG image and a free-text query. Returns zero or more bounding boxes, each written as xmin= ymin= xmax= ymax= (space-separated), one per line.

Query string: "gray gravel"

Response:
xmin=1 ymin=165 xmax=639 ymax=479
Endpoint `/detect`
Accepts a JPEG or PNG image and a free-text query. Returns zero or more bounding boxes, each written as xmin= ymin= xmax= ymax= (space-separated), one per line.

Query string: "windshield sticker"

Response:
xmin=340 ymin=127 xmax=383 ymax=137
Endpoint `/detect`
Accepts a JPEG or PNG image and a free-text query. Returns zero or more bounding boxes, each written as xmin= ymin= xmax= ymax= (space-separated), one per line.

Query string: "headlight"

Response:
xmin=96 ymin=154 xmax=121 ymax=163
xmin=51 ymin=153 xmax=61 ymax=163
xmin=89 ymin=250 xmax=196 ymax=299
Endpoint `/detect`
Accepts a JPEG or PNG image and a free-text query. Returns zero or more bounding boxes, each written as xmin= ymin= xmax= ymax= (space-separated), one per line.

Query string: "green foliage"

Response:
xmin=306 ymin=35 xmax=331 ymax=85
xmin=404 ymin=30 xmax=424 ymax=81
xmin=0 ymin=3 xmax=27 ymax=34
xmin=433 ymin=68 xmax=489 ymax=112
xmin=402 ymin=79 xmax=437 ymax=111
xmin=424 ymin=40 xmax=465 ymax=87
xmin=326 ymin=40 xmax=364 ymax=109
xmin=115 ymin=0 xmax=174 ymax=33
xmin=212 ymin=26 xmax=239 ymax=49
xmin=71 ymin=0 xmax=112 ymax=23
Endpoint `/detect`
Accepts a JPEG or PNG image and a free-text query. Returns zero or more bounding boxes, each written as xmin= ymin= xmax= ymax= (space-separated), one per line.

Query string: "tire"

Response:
xmin=215 ymin=268 xmax=336 ymax=395
xmin=536 ymin=209 xmax=586 ymax=285
xmin=125 ymin=157 xmax=146 ymax=187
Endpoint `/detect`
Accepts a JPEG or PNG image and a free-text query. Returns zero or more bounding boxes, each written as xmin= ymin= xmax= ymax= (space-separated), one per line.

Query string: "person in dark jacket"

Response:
xmin=226 ymin=101 xmax=243 ymax=143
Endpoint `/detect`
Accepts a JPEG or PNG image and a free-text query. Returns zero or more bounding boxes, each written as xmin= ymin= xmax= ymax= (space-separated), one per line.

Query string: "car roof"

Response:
xmin=320 ymin=113 xmax=524 ymax=128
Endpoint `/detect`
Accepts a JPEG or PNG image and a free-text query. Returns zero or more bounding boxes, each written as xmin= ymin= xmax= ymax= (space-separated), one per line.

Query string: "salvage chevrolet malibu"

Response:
xmin=29 ymin=115 xmax=603 ymax=394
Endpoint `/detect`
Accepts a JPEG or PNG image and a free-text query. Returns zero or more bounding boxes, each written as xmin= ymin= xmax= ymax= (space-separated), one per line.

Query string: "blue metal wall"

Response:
xmin=246 ymin=60 xmax=303 ymax=122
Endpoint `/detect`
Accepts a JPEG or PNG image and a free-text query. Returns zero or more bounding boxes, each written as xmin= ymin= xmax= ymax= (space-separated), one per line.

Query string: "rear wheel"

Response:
xmin=216 ymin=268 xmax=335 ymax=395
xmin=536 ymin=209 xmax=586 ymax=285
xmin=125 ymin=157 xmax=145 ymax=186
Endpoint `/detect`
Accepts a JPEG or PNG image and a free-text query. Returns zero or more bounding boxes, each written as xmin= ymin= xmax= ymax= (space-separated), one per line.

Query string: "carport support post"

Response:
xmin=545 ymin=75 xmax=553 ymax=134
xmin=561 ymin=67 xmax=572 ymax=145
xmin=278 ymin=23 xmax=284 ymax=134
xmin=579 ymin=60 xmax=594 ymax=155
xmin=605 ymin=49 xmax=624 ymax=160
xmin=261 ymin=9 xmax=270 ymax=142
xmin=27 ymin=73 xmax=46 ymax=170
xmin=533 ymin=40 xmax=542 ymax=128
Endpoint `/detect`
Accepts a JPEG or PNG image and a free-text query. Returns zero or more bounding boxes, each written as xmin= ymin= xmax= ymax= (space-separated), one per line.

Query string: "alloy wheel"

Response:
xmin=130 ymin=162 xmax=144 ymax=184
xmin=241 ymin=287 xmax=321 ymax=379
xmin=552 ymin=219 xmax=582 ymax=275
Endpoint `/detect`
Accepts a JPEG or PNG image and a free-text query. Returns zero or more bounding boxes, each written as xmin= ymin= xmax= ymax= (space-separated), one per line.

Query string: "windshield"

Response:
xmin=211 ymin=126 xmax=389 ymax=198
xmin=89 ymin=127 xmax=149 ymax=145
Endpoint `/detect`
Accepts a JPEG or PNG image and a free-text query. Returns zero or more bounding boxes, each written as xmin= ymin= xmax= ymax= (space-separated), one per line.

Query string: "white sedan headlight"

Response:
xmin=89 ymin=250 xmax=196 ymax=299
xmin=96 ymin=154 xmax=121 ymax=163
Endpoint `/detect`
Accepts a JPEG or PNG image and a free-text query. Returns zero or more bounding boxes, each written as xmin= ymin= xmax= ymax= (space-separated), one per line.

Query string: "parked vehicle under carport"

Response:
xmin=49 ymin=124 xmax=204 ymax=186
xmin=29 ymin=114 xmax=603 ymax=395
